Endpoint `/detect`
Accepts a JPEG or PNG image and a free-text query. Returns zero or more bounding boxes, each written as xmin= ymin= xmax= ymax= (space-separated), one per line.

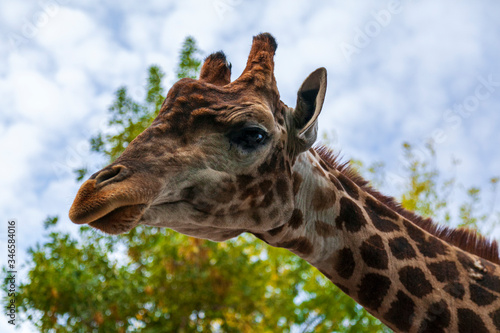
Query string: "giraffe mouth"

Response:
xmin=69 ymin=199 xmax=150 ymax=235
xmin=70 ymin=176 xmax=226 ymax=234
xmin=76 ymin=200 xmax=207 ymax=235
xmin=86 ymin=204 xmax=148 ymax=235
xmin=69 ymin=175 xmax=156 ymax=234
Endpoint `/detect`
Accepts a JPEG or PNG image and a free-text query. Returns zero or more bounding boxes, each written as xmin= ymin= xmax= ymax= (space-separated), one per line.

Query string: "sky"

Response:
xmin=1 ymin=0 xmax=500 ymax=331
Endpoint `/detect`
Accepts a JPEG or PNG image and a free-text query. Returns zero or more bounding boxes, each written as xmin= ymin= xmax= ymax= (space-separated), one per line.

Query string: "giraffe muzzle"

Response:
xmin=69 ymin=165 xmax=161 ymax=233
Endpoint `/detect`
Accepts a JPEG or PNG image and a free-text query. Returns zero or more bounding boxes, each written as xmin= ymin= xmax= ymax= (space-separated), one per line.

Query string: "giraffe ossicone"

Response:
xmin=70 ymin=33 xmax=500 ymax=332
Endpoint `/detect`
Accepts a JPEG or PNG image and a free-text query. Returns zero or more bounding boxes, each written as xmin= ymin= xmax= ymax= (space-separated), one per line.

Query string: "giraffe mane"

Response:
xmin=314 ymin=145 xmax=500 ymax=265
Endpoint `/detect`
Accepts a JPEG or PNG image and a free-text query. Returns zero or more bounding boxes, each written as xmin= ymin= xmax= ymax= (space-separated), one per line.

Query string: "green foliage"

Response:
xmin=398 ymin=142 xmax=499 ymax=231
xmin=15 ymin=230 xmax=127 ymax=332
xmin=43 ymin=216 xmax=59 ymax=229
xmin=79 ymin=40 xmax=193 ymax=169
xmin=343 ymin=138 xmax=500 ymax=233
xmin=12 ymin=224 xmax=388 ymax=332
xmin=399 ymin=142 xmax=453 ymax=221
xmin=77 ymin=65 xmax=166 ymax=179
xmin=75 ymin=167 xmax=88 ymax=181
xmin=90 ymin=85 xmax=151 ymax=162
xmin=176 ymin=36 xmax=202 ymax=80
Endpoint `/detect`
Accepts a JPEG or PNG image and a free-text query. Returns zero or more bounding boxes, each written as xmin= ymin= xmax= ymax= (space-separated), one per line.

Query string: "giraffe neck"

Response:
xmin=259 ymin=148 xmax=500 ymax=332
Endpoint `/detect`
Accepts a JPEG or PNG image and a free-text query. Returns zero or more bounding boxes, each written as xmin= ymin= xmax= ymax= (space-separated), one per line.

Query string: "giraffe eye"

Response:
xmin=228 ymin=127 xmax=269 ymax=151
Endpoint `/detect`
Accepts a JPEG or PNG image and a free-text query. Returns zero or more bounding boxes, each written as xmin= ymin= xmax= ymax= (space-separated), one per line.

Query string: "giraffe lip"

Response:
xmin=69 ymin=177 xmax=154 ymax=226
xmin=87 ymin=204 xmax=148 ymax=234
xmin=69 ymin=199 xmax=147 ymax=225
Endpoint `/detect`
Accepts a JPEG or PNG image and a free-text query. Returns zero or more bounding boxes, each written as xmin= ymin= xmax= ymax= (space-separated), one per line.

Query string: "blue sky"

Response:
xmin=1 ymin=0 xmax=500 ymax=331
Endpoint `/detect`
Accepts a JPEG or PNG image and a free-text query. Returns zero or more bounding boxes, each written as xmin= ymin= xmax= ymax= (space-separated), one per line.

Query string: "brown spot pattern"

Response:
xmin=337 ymin=173 xmax=359 ymax=199
xmin=427 ymin=260 xmax=459 ymax=283
xmin=237 ymin=174 xmax=254 ymax=189
xmin=469 ymin=284 xmax=496 ymax=306
xmin=360 ymin=235 xmax=388 ymax=270
xmin=287 ymin=209 xmax=303 ymax=229
xmin=334 ymin=248 xmax=355 ymax=279
xmin=251 ymin=212 xmax=261 ymax=225
xmin=277 ymin=237 xmax=313 ymax=255
xmin=443 ymin=282 xmax=465 ymax=300
xmin=357 ymin=273 xmax=391 ymax=310
xmin=276 ymin=177 xmax=289 ymax=203
xmin=258 ymin=153 xmax=278 ymax=174
xmin=258 ymin=180 xmax=273 ymax=194
xmin=478 ymin=273 xmax=500 ymax=293
xmin=239 ymin=185 xmax=259 ymax=201
xmin=416 ymin=237 xmax=447 ymax=258
xmin=312 ymin=185 xmax=336 ymax=211
xmin=335 ymin=197 xmax=367 ymax=233
xmin=259 ymin=190 xmax=274 ymax=208
xmin=383 ymin=291 xmax=415 ymax=332
xmin=363 ymin=196 xmax=400 ymax=232
xmin=315 ymin=220 xmax=336 ymax=237
xmin=490 ymin=309 xmax=500 ymax=331
xmin=457 ymin=308 xmax=488 ymax=333
xmin=418 ymin=300 xmax=450 ymax=333
xmin=399 ymin=266 xmax=433 ymax=298
xmin=389 ymin=236 xmax=417 ymax=260
xmin=370 ymin=215 xmax=400 ymax=232
xmin=252 ymin=233 xmax=267 ymax=243
xmin=365 ymin=196 xmax=398 ymax=220
xmin=329 ymin=174 xmax=343 ymax=191
xmin=403 ymin=220 xmax=448 ymax=258
xmin=404 ymin=220 xmax=426 ymax=243
xmin=336 ymin=284 xmax=350 ymax=295
xmin=456 ymin=251 xmax=475 ymax=269
xmin=267 ymin=224 xmax=284 ymax=236
xmin=318 ymin=268 xmax=332 ymax=280
xmin=214 ymin=183 xmax=236 ymax=203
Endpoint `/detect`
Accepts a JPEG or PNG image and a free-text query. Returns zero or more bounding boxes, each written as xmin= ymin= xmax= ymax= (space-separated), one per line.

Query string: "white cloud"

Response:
xmin=37 ymin=7 xmax=99 ymax=46
xmin=0 ymin=123 xmax=42 ymax=190
xmin=12 ymin=70 xmax=62 ymax=123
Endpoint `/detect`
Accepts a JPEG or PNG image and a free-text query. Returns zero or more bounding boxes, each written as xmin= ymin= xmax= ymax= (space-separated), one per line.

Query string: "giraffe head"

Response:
xmin=69 ymin=33 xmax=327 ymax=241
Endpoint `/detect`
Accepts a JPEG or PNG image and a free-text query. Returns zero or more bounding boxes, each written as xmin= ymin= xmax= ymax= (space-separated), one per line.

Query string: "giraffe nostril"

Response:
xmin=94 ymin=165 xmax=129 ymax=186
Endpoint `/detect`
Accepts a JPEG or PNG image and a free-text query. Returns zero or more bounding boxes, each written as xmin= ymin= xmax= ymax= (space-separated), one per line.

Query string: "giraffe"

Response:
xmin=69 ymin=33 xmax=500 ymax=332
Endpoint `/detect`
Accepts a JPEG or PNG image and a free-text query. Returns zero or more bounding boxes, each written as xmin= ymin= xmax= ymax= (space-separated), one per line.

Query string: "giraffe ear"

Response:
xmin=291 ymin=67 xmax=327 ymax=152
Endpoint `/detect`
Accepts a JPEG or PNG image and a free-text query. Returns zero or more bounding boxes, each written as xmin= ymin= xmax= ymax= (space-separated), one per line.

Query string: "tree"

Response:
xmin=4 ymin=36 xmax=498 ymax=332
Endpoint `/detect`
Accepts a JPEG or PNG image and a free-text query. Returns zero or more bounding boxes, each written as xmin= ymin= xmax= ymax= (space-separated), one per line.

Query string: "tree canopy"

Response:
xmin=4 ymin=36 xmax=498 ymax=333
